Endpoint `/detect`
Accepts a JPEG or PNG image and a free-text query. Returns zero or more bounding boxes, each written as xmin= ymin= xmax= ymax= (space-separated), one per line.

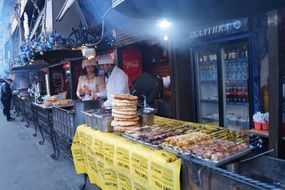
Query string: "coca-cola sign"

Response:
xmin=189 ymin=18 xmax=248 ymax=39
xmin=122 ymin=49 xmax=142 ymax=86
xmin=123 ymin=60 xmax=140 ymax=70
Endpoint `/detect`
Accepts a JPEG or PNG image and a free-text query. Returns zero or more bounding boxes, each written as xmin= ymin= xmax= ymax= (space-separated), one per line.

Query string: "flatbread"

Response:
xmin=114 ymin=117 xmax=139 ymax=122
xmin=112 ymin=109 xmax=137 ymax=116
xmin=113 ymin=126 xmax=140 ymax=132
xmin=112 ymin=103 xmax=137 ymax=107
xmin=112 ymin=106 xmax=137 ymax=112
xmin=113 ymin=99 xmax=137 ymax=103
xmin=112 ymin=100 xmax=137 ymax=107
xmin=112 ymin=94 xmax=138 ymax=101
xmin=111 ymin=120 xmax=138 ymax=127
xmin=112 ymin=113 xmax=138 ymax=118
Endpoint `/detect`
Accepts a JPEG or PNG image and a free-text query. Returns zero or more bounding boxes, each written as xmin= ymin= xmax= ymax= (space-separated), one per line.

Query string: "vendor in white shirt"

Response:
xmin=97 ymin=54 xmax=129 ymax=108
xmin=76 ymin=58 xmax=105 ymax=101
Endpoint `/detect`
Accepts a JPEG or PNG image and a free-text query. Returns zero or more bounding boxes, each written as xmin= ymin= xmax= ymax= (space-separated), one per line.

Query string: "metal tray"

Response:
xmin=162 ymin=144 xmax=253 ymax=166
xmin=123 ymin=134 xmax=161 ymax=149
xmin=162 ymin=144 xmax=191 ymax=157
xmin=196 ymin=146 xmax=253 ymax=166
xmin=52 ymin=103 xmax=74 ymax=108
xmin=32 ymin=102 xmax=52 ymax=109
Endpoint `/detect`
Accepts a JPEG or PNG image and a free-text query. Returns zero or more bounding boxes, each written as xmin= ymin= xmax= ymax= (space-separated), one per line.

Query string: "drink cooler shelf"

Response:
xmin=202 ymin=117 xmax=249 ymax=126
xmin=201 ymin=99 xmax=249 ymax=106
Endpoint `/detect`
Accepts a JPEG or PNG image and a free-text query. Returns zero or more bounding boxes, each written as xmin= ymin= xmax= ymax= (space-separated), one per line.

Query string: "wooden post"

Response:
xmin=268 ymin=10 xmax=285 ymax=158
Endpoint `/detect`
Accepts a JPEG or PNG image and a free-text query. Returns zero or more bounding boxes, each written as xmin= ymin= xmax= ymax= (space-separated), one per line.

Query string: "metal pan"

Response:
xmin=161 ymin=144 xmax=191 ymax=157
xmin=123 ymin=134 xmax=161 ymax=149
xmin=189 ymin=146 xmax=253 ymax=166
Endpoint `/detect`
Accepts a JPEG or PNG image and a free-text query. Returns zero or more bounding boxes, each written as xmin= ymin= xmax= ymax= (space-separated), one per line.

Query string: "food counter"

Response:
xmin=13 ymin=94 xmax=284 ymax=189
xmin=72 ymin=124 xmax=181 ymax=190
xmin=72 ymin=112 xmax=285 ymax=190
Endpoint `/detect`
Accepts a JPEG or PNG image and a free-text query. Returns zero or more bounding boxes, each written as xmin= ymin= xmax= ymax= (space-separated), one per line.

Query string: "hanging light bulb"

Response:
xmin=157 ymin=19 xmax=172 ymax=29
xmin=163 ymin=34 xmax=169 ymax=41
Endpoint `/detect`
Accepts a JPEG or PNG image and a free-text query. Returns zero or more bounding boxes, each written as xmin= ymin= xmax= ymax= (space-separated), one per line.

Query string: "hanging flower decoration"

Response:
xmin=12 ymin=28 xmax=116 ymax=67
xmin=13 ymin=31 xmax=70 ymax=66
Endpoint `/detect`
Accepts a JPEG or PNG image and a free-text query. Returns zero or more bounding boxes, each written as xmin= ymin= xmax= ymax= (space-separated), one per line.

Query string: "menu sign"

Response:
xmin=189 ymin=18 xmax=248 ymax=39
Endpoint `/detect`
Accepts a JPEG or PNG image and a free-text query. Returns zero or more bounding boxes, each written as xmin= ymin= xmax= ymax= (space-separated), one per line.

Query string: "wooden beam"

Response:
xmin=268 ymin=10 xmax=284 ymax=158
xmin=171 ymin=46 xmax=193 ymax=121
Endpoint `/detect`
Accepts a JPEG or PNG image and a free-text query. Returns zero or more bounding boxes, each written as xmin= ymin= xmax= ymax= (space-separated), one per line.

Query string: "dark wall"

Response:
xmin=171 ymin=47 xmax=194 ymax=121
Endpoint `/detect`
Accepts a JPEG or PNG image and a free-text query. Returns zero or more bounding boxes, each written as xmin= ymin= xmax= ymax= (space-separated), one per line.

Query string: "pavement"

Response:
xmin=0 ymin=109 xmax=99 ymax=190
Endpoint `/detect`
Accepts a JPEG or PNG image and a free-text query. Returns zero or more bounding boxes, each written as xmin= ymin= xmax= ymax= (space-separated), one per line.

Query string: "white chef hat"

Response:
xmin=162 ymin=76 xmax=171 ymax=88
xmin=82 ymin=58 xmax=96 ymax=69
xmin=96 ymin=54 xmax=114 ymax=65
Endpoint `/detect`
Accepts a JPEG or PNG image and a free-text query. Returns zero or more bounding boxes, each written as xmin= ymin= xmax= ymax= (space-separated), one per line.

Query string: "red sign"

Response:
xmin=122 ymin=49 xmax=142 ymax=86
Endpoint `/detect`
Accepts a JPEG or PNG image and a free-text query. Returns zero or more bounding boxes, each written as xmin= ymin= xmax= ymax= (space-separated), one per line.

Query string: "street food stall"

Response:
xmin=11 ymin=46 xmax=285 ymax=190
xmin=8 ymin=1 xmax=285 ymax=189
xmin=71 ymin=94 xmax=285 ymax=190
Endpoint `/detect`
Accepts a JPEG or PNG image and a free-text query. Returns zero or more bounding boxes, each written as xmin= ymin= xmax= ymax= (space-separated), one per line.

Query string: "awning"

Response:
xmin=11 ymin=62 xmax=49 ymax=71
xmin=33 ymin=49 xmax=83 ymax=62
xmin=11 ymin=49 xmax=83 ymax=71
xmin=112 ymin=0 xmax=285 ymax=19
xmin=56 ymin=0 xmax=76 ymax=22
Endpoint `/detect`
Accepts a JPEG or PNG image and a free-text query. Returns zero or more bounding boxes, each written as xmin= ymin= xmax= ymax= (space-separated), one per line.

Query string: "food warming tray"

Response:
xmin=162 ymin=144 xmax=253 ymax=166
xmin=122 ymin=134 xmax=162 ymax=149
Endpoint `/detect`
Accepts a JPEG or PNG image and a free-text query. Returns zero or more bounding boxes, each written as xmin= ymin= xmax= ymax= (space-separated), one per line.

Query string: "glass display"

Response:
xmin=196 ymin=47 xmax=219 ymax=125
xmin=223 ymin=42 xmax=249 ymax=131
xmin=195 ymin=40 xmax=250 ymax=131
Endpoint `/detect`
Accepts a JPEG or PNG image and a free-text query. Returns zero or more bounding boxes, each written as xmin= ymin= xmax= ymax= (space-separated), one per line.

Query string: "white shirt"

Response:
xmin=76 ymin=75 xmax=105 ymax=101
xmin=102 ymin=66 xmax=129 ymax=107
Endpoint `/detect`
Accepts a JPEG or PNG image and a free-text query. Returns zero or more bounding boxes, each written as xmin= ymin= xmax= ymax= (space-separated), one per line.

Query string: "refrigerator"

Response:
xmin=194 ymin=39 xmax=251 ymax=131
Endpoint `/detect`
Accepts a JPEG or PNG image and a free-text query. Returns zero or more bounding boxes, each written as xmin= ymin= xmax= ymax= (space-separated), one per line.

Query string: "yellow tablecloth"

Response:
xmin=72 ymin=124 xmax=181 ymax=190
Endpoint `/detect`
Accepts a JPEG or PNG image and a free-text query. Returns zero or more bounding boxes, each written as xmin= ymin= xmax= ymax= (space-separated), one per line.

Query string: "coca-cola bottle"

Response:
xmin=237 ymin=85 xmax=243 ymax=102
xmin=228 ymin=85 xmax=233 ymax=102
xmin=243 ymin=86 xmax=248 ymax=102
xmin=233 ymin=85 xmax=237 ymax=102
xmin=226 ymin=86 xmax=230 ymax=102
xmin=241 ymin=86 xmax=245 ymax=102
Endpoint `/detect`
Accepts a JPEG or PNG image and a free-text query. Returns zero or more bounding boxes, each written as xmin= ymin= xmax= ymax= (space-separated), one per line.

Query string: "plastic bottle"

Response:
xmin=237 ymin=85 xmax=243 ymax=102
xmin=242 ymin=85 xmax=248 ymax=102
xmin=226 ymin=85 xmax=230 ymax=102
xmin=233 ymin=85 xmax=237 ymax=102
xmin=244 ymin=86 xmax=248 ymax=102
xmin=229 ymin=84 xmax=233 ymax=102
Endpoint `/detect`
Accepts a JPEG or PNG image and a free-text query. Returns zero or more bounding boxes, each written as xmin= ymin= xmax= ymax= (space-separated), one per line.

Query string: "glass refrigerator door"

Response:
xmin=196 ymin=48 xmax=219 ymax=125
xmin=222 ymin=41 xmax=249 ymax=131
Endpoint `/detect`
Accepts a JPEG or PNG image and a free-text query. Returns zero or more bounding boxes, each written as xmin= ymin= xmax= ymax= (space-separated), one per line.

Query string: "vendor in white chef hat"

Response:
xmin=76 ymin=58 xmax=105 ymax=101
xmin=96 ymin=54 xmax=129 ymax=108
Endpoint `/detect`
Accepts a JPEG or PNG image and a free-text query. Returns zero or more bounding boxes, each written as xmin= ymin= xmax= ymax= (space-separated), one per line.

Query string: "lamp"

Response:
xmin=81 ymin=47 xmax=96 ymax=59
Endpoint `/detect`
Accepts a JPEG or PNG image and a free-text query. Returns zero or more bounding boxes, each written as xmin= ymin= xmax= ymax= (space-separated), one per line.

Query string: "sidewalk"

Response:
xmin=0 ymin=110 xmax=97 ymax=190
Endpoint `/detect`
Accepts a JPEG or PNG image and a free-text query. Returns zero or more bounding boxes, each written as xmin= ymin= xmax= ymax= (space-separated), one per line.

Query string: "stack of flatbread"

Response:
xmin=111 ymin=94 xmax=139 ymax=132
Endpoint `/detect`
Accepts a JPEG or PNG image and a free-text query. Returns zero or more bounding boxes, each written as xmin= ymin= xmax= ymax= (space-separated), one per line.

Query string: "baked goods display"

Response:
xmin=43 ymin=96 xmax=58 ymax=107
xmin=42 ymin=96 xmax=73 ymax=107
xmin=111 ymin=94 xmax=139 ymax=132
xmin=52 ymin=99 xmax=73 ymax=106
